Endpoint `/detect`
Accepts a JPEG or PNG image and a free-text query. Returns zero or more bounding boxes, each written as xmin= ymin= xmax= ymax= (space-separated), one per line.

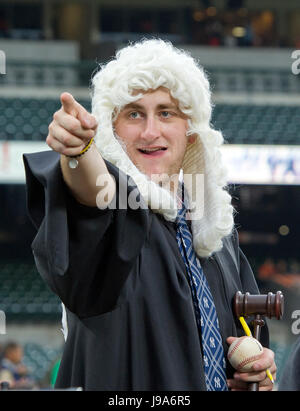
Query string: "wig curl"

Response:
xmin=91 ymin=39 xmax=234 ymax=257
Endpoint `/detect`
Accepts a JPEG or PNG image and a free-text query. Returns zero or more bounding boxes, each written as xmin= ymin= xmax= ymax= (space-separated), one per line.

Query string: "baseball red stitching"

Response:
xmin=237 ymin=354 xmax=262 ymax=371
xmin=227 ymin=337 xmax=245 ymax=360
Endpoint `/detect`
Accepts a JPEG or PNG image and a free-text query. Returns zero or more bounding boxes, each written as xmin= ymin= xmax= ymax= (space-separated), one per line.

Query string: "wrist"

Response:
xmin=67 ymin=138 xmax=94 ymax=169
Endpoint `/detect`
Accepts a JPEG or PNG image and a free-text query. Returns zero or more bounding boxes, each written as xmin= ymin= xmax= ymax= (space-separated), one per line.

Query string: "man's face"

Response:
xmin=114 ymin=87 xmax=194 ymax=183
xmin=8 ymin=346 xmax=23 ymax=364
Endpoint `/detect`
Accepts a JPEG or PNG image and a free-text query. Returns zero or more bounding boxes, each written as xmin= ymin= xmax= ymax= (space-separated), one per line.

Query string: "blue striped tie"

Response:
xmin=176 ymin=202 xmax=228 ymax=391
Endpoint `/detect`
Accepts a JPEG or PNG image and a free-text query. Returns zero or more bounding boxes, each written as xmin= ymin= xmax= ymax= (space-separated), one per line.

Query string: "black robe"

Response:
xmin=23 ymin=150 xmax=269 ymax=391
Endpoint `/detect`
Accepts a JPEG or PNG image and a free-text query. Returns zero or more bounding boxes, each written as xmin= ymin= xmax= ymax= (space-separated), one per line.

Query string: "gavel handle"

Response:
xmin=249 ymin=382 xmax=259 ymax=391
xmin=248 ymin=316 xmax=264 ymax=392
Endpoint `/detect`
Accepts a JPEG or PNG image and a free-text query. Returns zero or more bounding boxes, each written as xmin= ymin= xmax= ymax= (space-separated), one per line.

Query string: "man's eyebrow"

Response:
xmin=122 ymin=103 xmax=144 ymax=111
xmin=122 ymin=102 xmax=179 ymax=111
xmin=157 ymin=103 xmax=179 ymax=110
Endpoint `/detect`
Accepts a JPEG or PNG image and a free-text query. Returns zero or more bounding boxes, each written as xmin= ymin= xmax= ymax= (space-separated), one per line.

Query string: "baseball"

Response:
xmin=227 ymin=336 xmax=263 ymax=372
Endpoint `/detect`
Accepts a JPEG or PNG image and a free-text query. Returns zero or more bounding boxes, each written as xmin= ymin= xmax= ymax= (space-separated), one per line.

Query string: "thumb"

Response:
xmin=227 ymin=336 xmax=238 ymax=345
xmin=77 ymin=110 xmax=98 ymax=131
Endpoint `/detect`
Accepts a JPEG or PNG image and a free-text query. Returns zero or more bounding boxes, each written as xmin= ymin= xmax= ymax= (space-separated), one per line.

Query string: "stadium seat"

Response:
xmin=0 ymin=98 xmax=298 ymax=145
xmin=0 ymin=261 xmax=61 ymax=321
xmin=212 ymin=104 xmax=300 ymax=145
xmin=23 ymin=342 xmax=63 ymax=384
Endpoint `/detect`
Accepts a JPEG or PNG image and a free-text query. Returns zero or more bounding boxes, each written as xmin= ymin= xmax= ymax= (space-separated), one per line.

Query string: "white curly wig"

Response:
xmin=91 ymin=39 xmax=234 ymax=257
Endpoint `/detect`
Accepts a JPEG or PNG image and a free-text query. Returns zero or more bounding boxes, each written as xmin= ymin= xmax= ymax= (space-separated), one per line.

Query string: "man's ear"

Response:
xmin=187 ymin=134 xmax=197 ymax=144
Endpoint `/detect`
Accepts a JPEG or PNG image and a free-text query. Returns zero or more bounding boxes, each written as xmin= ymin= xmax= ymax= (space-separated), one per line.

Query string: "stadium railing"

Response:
xmin=1 ymin=61 xmax=299 ymax=94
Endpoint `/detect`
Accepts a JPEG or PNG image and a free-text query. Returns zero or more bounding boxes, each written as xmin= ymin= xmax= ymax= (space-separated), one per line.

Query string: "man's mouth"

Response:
xmin=138 ymin=147 xmax=167 ymax=156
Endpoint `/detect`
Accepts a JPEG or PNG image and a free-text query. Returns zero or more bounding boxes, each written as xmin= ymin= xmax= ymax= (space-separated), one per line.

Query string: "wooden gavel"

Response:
xmin=233 ymin=291 xmax=284 ymax=391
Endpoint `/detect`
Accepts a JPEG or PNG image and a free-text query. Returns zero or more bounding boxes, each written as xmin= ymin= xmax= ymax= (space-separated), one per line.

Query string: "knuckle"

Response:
xmin=87 ymin=129 xmax=95 ymax=139
xmin=53 ymin=110 xmax=61 ymax=122
xmin=61 ymin=133 xmax=72 ymax=146
xmin=48 ymin=122 xmax=54 ymax=135
xmin=46 ymin=135 xmax=51 ymax=146
xmin=68 ymin=120 xmax=80 ymax=135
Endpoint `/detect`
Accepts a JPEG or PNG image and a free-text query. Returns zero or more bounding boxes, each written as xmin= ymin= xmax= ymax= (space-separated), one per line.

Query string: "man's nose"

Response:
xmin=140 ymin=116 xmax=161 ymax=140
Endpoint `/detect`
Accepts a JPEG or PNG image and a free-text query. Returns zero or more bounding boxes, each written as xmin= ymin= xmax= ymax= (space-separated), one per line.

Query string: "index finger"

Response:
xmin=60 ymin=92 xmax=98 ymax=130
xmin=60 ymin=92 xmax=79 ymax=117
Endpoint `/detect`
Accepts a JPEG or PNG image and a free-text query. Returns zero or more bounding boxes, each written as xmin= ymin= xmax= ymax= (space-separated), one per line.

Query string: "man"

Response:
xmin=0 ymin=342 xmax=35 ymax=389
xmin=23 ymin=39 xmax=275 ymax=391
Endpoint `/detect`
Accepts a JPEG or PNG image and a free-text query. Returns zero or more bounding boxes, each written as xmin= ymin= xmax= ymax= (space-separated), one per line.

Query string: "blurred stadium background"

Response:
xmin=0 ymin=0 xmax=299 ymax=389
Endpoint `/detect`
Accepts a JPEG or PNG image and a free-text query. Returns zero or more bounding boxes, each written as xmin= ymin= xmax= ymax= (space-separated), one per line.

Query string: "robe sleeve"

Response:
xmin=23 ymin=150 xmax=149 ymax=318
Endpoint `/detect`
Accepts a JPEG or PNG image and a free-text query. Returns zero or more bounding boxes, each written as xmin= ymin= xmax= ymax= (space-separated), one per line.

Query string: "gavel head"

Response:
xmin=234 ymin=291 xmax=284 ymax=319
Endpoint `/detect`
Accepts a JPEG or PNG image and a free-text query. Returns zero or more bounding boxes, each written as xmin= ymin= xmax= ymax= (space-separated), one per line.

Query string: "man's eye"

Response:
xmin=160 ymin=111 xmax=172 ymax=118
xmin=129 ymin=111 xmax=141 ymax=119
